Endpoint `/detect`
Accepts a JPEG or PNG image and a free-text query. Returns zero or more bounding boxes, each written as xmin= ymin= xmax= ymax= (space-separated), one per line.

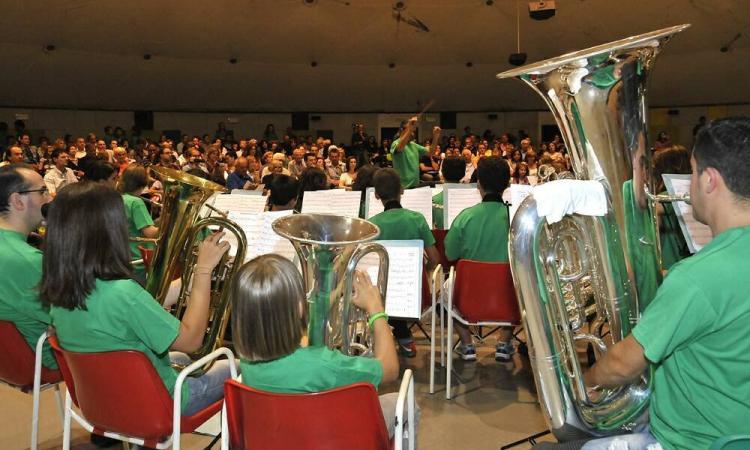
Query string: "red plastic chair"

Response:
xmin=0 ymin=322 xmax=62 ymax=450
xmin=442 ymin=260 xmax=521 ymax=399
xmin=49 ymin=335 xmax=236 ymax=450
xmin=431 ymin=229 xmax=455 ymax=271
xmin=221 ymin=369 xmax=417 ymax=450
xmin=137 ymin=245 xmax=155 ymax=270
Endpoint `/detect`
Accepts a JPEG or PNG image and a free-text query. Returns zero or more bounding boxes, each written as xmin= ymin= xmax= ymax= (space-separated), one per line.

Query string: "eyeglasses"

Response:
xmin=18 ymin=187 xmax=49 ymax=195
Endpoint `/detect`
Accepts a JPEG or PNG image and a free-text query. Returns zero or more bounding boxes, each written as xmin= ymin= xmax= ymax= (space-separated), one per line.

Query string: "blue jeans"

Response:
xmin=581 ymin=426 xmax=661 ymax=450
xmin=169 ymin=352 xmax=232 ymax=416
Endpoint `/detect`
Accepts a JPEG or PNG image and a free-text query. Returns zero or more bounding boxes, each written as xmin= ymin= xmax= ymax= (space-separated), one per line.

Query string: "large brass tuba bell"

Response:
xmin=272 ymin=213 xmax=389 ymax=355
xmin=145 ymin=166 xmax=247 ymax=362
xmin=497 ymin=24 xmax=690 ymax=440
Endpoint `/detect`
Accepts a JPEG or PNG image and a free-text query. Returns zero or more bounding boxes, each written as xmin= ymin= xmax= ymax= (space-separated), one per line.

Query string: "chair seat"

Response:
xmin=179 ymin=399 xmax=223 ymax=433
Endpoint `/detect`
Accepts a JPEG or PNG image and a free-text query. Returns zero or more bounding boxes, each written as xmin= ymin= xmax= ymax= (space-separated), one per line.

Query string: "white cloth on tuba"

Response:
xmin=533 ymin=179 xmax=607 ymax=224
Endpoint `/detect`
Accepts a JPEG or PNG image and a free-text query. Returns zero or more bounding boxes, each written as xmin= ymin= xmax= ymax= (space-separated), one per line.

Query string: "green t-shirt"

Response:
xmin=432 ymin=191 xmax=444 ymax=230
xmin=240 ymin=346 xmax=382 ymax=393
xmin=0 ymin=229 xmax=56 ymax=369
xmin=444 ymin=200 xmax=510 ymax=263
xmin=122 ymin=193 xmax=155 ymax=261
xmin=49 ymin=279 xmax=189 ymax=411
xmin=631 ymin=226 xmax=750 ymax=450
xmin=390 ymin=139 xmax=427 ymax=189
xmin=369 ymin=207 xmax=436 ymax=247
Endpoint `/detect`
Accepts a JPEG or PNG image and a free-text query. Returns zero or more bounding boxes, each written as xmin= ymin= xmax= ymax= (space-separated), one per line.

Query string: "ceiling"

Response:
xmin=0 ymin=0 xmax=748 ymax=112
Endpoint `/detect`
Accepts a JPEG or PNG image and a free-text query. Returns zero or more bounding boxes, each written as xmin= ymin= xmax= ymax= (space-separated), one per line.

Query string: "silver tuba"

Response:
xmin=272 ymin=213 xmax=389 ymax=355
xmin=497 ymin=24 xmax=690 ymax=440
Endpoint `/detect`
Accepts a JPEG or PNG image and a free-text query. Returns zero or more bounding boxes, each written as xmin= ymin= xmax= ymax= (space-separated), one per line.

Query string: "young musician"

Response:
xmin=368 ymin=168 xmax=440 ymax=357
xmin=40 ymin=182 xmax=232 ymax=416
xmin=230 ymin=254 xmax=416 ymax=439
xmin=432 ymin=156 xmax=465 ymax=229
xmin=576 ymin=117 xmax=750 ymax=450
xmin=444 ymin=156 xmax=513 ymax=362
xmin=118 ymin=165 xmax=158 ymax=283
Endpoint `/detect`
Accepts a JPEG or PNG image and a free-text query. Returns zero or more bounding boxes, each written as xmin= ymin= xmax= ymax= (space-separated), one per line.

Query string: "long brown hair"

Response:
xmin=39 ymin=182 xmax=133 ymax=310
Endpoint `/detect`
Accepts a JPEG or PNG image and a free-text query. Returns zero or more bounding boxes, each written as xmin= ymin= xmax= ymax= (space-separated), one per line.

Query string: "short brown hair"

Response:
xmin=231 ymin=255 xmax=308 ymax=361
xmin=118 ymin=165 xmax=148 ymax=194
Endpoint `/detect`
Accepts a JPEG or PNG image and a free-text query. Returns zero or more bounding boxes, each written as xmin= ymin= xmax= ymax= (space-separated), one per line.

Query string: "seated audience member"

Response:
xmin=444 ymin=156 xmax=513 ymax=362
xmin=304 ymin=153 xmax=317 ymax=171
xmin=369 ymin=168 xmax=440 ymax=357
xmin=261 ymin=160 xmax=285 ymax=187
xmin=204 ymin=147 xmax=227 ymax=186
xmin=261 ymin=153 xmax=290 ymax=179
xmin=567 ymin=117 xmax=750 ymax=450
xmin=181 ymin=146 xmax=208 ymax=173
xmin=113 ymin=147 xmax=132 ymax=176
xmin=230 ymin=254 xmax=416 ymax=441
xmin=339 ymin=156 xmax=359 ymax=188
xmin=223 ymin=150 xmax=238 ymax=175
xmin=0 ymin=145 xmax=25 ymax=167
xmin=267 ymin=174 xmax=299 ymax=212
xmin=459 ymin=149 xmax=475 ymax=183
xmin=0 ymin=165 xmax=56 ymax=370
xmin=226 ymin=157 xmax=258 ymax=191
xmin=295 ymin=166 xmax=329 ymax=212
xmin=652 ymin=145 xmax=692 ymax=270
xmin=154 ymin=145 xmax=180 ymax=171
xmin=287 ymin=148 xmax=306 ymax=179
xmin=41 ymin=182 xmax=232 ymax=418
xmin=118 ymin=165 xmax=158 ymax=283
xmin=433 ymin=156 xmax=465 ymax=229
xmin=512 ymin=162 xmax=531 ymax=185
xmin=325 ymin=147 xmax=346 ymax=187
xmin=44 ymin=148 xmax=78 ymax=196
xmin=419 ymin=146 xmax=441 ymax=183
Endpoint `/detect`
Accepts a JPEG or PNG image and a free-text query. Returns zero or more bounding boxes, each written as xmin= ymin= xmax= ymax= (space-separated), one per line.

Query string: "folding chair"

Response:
xmin=442 ymin=260 xmax=521 ymax=399
xmin=221 ymin=369 xmax=416 ymax=450
xmin=49 ymin=335 xmax=236 ymax=450
xmin=0 ymin=323 xmax=63 ymax=450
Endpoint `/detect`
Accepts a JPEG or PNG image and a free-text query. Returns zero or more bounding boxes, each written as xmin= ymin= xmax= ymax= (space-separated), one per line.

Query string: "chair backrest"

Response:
xmin=137 ymin=245 xmax=154 ymax=270
xmin=709 ymin=435 xmax=750 ymax=450
xmin=48 ymin=336 xmax=175 ymax=442
xmin=452 ymin=260 xmax=521 ymax=324
xmin=431 ymin=229 xmax=454 ymax=270
xmin=224 ymin=379 xmax=391 ymax=450
xmin=0 ymin=321 xmax=37 ymax=387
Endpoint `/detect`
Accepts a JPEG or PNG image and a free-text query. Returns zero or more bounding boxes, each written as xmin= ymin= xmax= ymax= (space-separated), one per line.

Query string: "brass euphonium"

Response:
xmin=496 ymin=24 xmax=690 ymax=440
xmin=145 ymin=167 xmax=247 ymax=361
xmin=272 ymin=213 xmax=388 ymax=355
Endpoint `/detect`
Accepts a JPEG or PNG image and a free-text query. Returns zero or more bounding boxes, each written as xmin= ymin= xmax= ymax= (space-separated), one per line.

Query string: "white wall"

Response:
xmin=2 ymin=105 xmax=749 ymax=148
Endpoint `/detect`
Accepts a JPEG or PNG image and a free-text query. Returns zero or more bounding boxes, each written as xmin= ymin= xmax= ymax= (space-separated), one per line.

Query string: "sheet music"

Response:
xmin=356 ymin=240 xmax=423 ymax=319
xmin=212 ymin=193 xmax=267 ymax=214
xmin=444 ymin=185 xmax=481 ymax=229
xmin=225 ymin=210 xmax=297 ymax=261
xmin=509 ymin=184 xmax=534 ymax=222
xmin=301 ymin=190 xmax=362 ymax=218
xmin=663 ymin=174 xmax=713 ymax=253
xmin=365 ymin=186 xmax=433 ymax=225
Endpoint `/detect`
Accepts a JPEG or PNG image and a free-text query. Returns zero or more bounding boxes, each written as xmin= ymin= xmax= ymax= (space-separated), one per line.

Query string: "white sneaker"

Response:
xmin=455 ymin=343 xmax=477 ymax=361
xmin=495 ymin=342 xmax=515 ymax=362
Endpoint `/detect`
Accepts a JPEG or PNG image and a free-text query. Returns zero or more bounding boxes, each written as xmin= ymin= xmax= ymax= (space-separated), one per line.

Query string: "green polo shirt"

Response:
xmin=444 ymin=200 xmax=510 ymax=262
xmin=432 ymin=191 xmax=444 ymax=230
xmin=122 ymin=193 xmax=155 ymax=261
xmin=390 ymin=139 xmax=427 ymax=189
xmin=240 ymin=346 xmax=382 ymax=393
xmin=369 ymin=207 xmax=435 ymax=246
xmin=0 ymin=228 xmax=56 ymax=369
xmin=632 ymin=226 xmax=750 ymax=450
xmin=49 ymin=279 xmax=189 ymax=411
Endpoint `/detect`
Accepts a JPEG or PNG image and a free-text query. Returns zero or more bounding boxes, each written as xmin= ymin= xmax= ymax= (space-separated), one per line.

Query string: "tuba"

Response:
xmin=272 ymin=213 xmax=388 ymax=355
xmin=145 ymin=167 xmax=247 ymax=361
xmin=496 ymin=24 xmax=689 ymax=440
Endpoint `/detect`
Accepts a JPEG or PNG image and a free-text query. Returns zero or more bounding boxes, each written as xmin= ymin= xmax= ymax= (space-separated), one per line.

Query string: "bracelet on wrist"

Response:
xmin=367 ymin=311 xmax=388 ymax=329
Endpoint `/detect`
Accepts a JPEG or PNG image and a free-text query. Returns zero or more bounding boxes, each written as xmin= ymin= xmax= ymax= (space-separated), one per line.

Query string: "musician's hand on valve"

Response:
xmin=351 ymin=270 xmax=383 ymax=315
xmin=195 ymin=231 xmax=231 ymax=271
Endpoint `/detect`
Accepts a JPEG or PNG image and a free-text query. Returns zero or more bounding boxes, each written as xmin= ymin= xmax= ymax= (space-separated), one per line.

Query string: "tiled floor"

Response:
xmin=0 ymin=330 xmax=555 ymax=450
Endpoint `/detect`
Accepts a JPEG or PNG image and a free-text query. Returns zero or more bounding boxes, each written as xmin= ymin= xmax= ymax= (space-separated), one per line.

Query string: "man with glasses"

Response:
xmin=0 ymin=165 xmax=55 ymax=370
